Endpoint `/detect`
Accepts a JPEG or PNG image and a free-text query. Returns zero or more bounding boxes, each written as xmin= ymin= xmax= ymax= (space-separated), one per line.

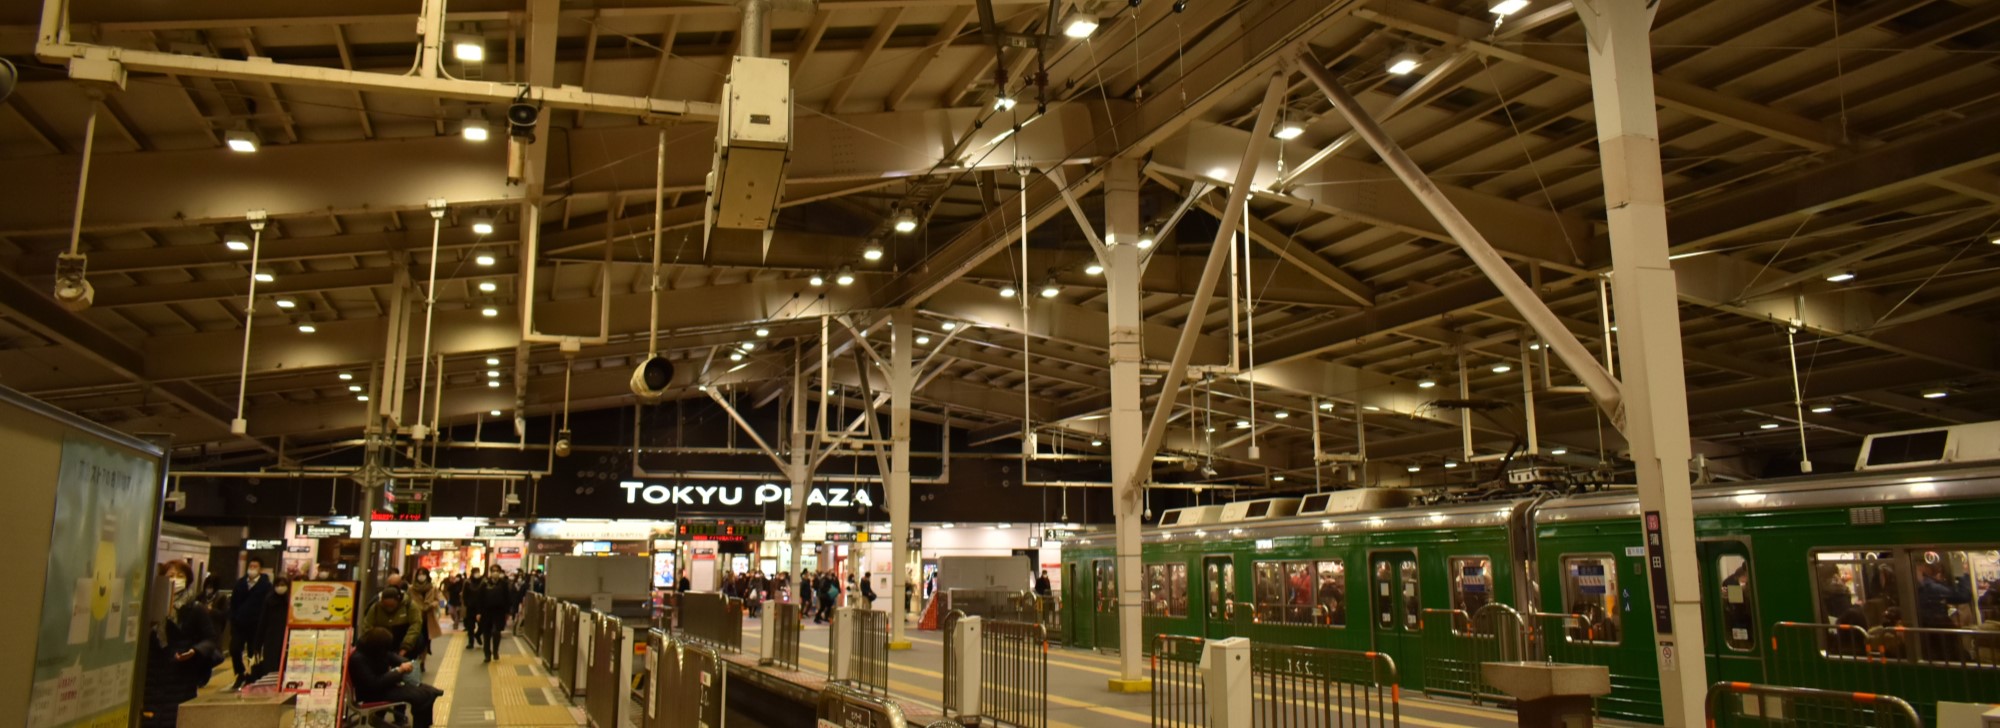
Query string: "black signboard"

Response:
xmin=475 ymin=526 xmax=524 ymax=539
xmin=678 ymin=518 xmax=764 ymax=542
xmin=296 ymin=523 xmax=348 ymax=538
xmin=1643 ymin=510 xmax=1673 ymax=635
xmin=243 ymin=539 xmax=285 ymax=550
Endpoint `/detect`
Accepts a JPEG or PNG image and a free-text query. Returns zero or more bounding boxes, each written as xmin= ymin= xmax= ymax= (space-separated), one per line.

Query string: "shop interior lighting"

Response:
xmin=357 ymin=394 xmax=370 ymax=402
xmin=941 ymin=321 xmax=957 ymax=331
xmin=755 ymin=327 xmax=770 ymax=337
xmin=1234 ymin=419 xmax=1251 ymax=429
xmin=297 ymin=323 xmax=316 ymax=334
xmin=1039 ymin=280 xmax=1060 ymax=298
xmin=1084 ymin=262 xmax=1104 ymax=275
xmin=1417 ymin=377 xmax=1437 ymax=389
xmin=486 ymin=357 xmax=500 ymax=366
xmin=1091 ymin=439 xmax=1103 ymax=447
xmin=1810 ymin=404 xmax=1834 ymax=414
xmin=453 ymin=36 xmax=485 ymax=62
xmin=1273 ymin=123 xmax=1305 ymax=140
xmin=489 ymin=409 xmax=502 ymax=417
xmin=348 ymin=384 xmax=363 ymax=392
xmin=1443 ymin=460 xmax=1458 ymax=469
xmin=809 ymin=273 xmax=825 ymax=287
xmin=1062 ymin=12 xmax=1099 ymax=38
xmin=1491 ymin=363 xmax=1513 ymax=373
xmin=254 ymin=271 xmax=275 ymax=283
xmin=1272 ymin=410 xmax=1288 ymax=419
xmin=1137 ymin=224 xmax=1157 ymax=249
xmin=487 ymin=370 xmax=501 ymax=378
xmin=487 ymin=380 xmax=500 ymax=388
xmin=1825 ymin=270 xmax=1856 ymax=283
xmin=999 ymin=285 xmax=1017 ymax=298
xmin=1406 ymin=464 xmax=1421 ymax=473
xmin=472 ymin=220 xmax=495 ymax=235
xmin=274 ymin=298 xmax=296 ymax=309
xmin=339 ymin=372 xmax=354 ymax=381
xmin=730 ymin=352 xmax=744 ymax=362
xmin=1923 ymin=388 xmax=1949 ymax=399
xmin=834 ymin=266 xmax=856 ymax=286
xmin=1318 ymin=401 xmax=1334 ymax=410
xmin=1759 ymin=422 xmax=1780 ymax=430
xmin=993 ymin=95 xmax=1017 ymax=111
xmin=461 ymin=115 xmax=490 ymax=142
xmin=1549 ymin=447 xmax=1567 ymax=455
xmin=915 ymin=335 xmax=931 ymax=345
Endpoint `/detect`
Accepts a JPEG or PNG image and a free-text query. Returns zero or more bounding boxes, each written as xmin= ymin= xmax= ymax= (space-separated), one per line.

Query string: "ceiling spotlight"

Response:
xmin=1039 ymin=281 xmax=1060 ymax=298
xmin=474 ymin=253 xmax=495 ymax=266
xmin=1206 ymin=167 xmax=1231 ymax=181
xmin=1386 ymin=51 xmax=1421 ymax=76
xmin=1085 ymin=263 xmax=1104 ymax=276
xmin=254 ymin=272 xmax=275 ymax=283
xmin=1091 ymin=439 xmax=1104 ymax=447
xmin=357 ymin=394 xmax=370 ymax=402
xmin=339 ymin=372 xmax=353 ymax=381
xmin=1549 ymin=447 xmax=1567 ymax=455
xmin=1273 ymin=411 xmax=1289 ymax=420
xmin=1489 ymin=0 xmax=1529 ymax=16
xmin=916 ymin=335 xmax=931 ymax=345
xmin=1138 ymin=224 xmax=1157 ymax=250
xmin=1528 ymin=342 xmax=1542 ymax=351
xmin=730 ymin=352 xmax=744 ymax=362
xmin=487 ymin=369 xmax=501 ymax=378
xmin=1318 ymin=401 xmax=1334 ymax=410
xmin=1810 ymin=404 xmax=1834 ymax=414
xmin=1922 ymin=388 xmax=1949 ymax=399
xmin=994 ymin=95 xmax=1017 ymax=111
xmin=1406 ymin=464 xmax=1421 ymax=473
xmin=485 ymin=357 xmax=500 ymax=366
xmin=478 ymin=281 xmax=497 ymax=293
xmin=1234 ymin=419 xmax=1251 ymax=429
xmin=1062 ymin=12 xmax=1100 ymax=38
xmin=1273 ymin=475 xmax=1286 ymax=482
xmin=999 ymin=285 xmax=1017 ymax=298
xmin=892 ymin=209 xmax=918 ymax=234
xmin=739 ymin=342 xmax=755 ymax=351
xmin=348 ymin=384 xmax=362 ymax=392
xmin=489 ymin=409 xmax=502 ymax=417
xmin=481 ymin=307 xmax=498 ymax=317
xmin=225 ymin=238 xmax=250 ymax=252
xmin=1759 ymin=422 xmax=1781 ymax=430
xmin=834 ymin=266 xmax=856 ymax=286
xmin=810 ymin=273 xmax=825 ymax=286
xmin=453 ymin=36 xmax=485 ymax=62
xmin=224 ymin=129 xmax=260 ymax=153
xmin=1443 ymin=461 xmax=1458 ymax=469
xmin=862 ymin=240 xmax=884 ymax=262
xmin=1825 ymin=270 xmax=1856 ymax=283
xmin=1492 ymin=363 xmax=1513 ymax=374
xmin=472 ymin=220 xmax=495 ymax=235
xmin=462 ymin=116 xmax=491 ymax=142
xmin=1417 ymin=378 xmax=1437 ymax=389
xmin=755 ymin=327 xmax=770 ymax=337
xmin=487 ymin=380 xmax=500 ymax=388
xmin=941 ymin=321 xmax=957 ymax=331
xmin=297 ymin=323 xmax=317 ymax=334
xmin=1273 ymin=123 xmax=1305 ymax=141
xmin=274 ymin=298 xmax=296 ymax=309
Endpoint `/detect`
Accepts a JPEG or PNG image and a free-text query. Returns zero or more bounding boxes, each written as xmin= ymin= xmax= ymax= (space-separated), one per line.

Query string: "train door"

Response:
xmin=1092 ymin=558 xmax=1119 ymax=650
xmin=1697 ymin=539 xmax=1766 ymax=683
xmin=1201 ymin=554 xmax=1237 ymax=639
xmin=1370 ymin=551 xmax=1425 ymax=689
xmin=1063 ymin=561 xmax=1087 ymax=648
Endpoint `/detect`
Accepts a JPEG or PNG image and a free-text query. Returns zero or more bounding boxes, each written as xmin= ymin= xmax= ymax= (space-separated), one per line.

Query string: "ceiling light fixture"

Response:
xmin=1137 ymin=224 xmax=1157 ymax=250
xmin=486 ymin=380 xmax=500 ymax=388
xmin=999 ymin=285 xmax=1017 ymax=298
xmin=1039 ymin=280 xmax=1060 ymax=298
xmin=462 ymin=115 xmax=490 ymax=142
xmin=941 ymin=321 xmax=957 ymax=331
xmin=1417 ymin=377 xmax=1437 ymax=389
xmin=481 ymin=307 xmax=498 ymax=317
xmin=993 ymin=95 xmax=1017 ymax=111
xmin=810 ymin=273 xmax=825 ymax=287
xmin=1085 ymin=262 xmax=1104 ymax=276
xmin=1273 ymin=123 xmax=1305 ymax=140
xmin=297 ymin=323 xmax=317 ymax=334
xmin=348 ymin=384 xmax=362 ymax=392
xmin=1091 ymin=439 xmax=1104 ymax=447
xmin=1318 ymin=401 xmax=1334 ymax=410
xmin=453 ymin=36 xmax=485 ymax=62
xmin=254 ymin=272 xmax=275 ymax=283
xmin=1923 ymin=388 xmax=1949 ymax=399
xmin=486 ymin=357 xmax=500 ymax=366
xmin=1443 ymin=460 xmax=1458 ymax=469
xmin=339 ymin=372 xmax=353 ymax=381
xmin=225 ymin=238 xmax=250 ymax=252
xmin=1235 ymin=419 xmax=1251 ymax=429
xmin=1272 ymin=410 xmax=1289 ymax=419
xmin=487 ymin=370 xmax=501 ymax=378
xmin=474 ymin=253 xmax=495 ymax=266
xmin=489 ymin=409 xmax=502 ymax=417
xmin=740 ymin=342 xmax=754 ymax=351
xmin=916 ymin=335 xmax=931 ymax=345
xmin=1492 ymin=363 xmax=1513 ymax=374
xmin=1061 ymin=12 xmax=1099 ymax=38
xmin=1810 ymin=404 xmax=1834 ymax=414
xmin=1759 ymin=422 xmax=1781 ymax=430
xmin=1273 ymin=475 xmax=1286 ymax=482
xmin=1407 ymin=464 xmax=1421 ymax=473
xmin=1386 ymin=51 xmax=1421 ymax=76
xmin=892 ymin=208 xmax=918 ymax=234
xmin=472 ymin=220 xmax=495 ymax=235
xmin=274 ymin=298 xmax=296 ymax=309
xmin=862 ymin=240 xmax=884 ymax=262
xmin=357 ymin=394 xmax=370 ymax=402
xmin=834 ymin=266 xmax=856 ymax=286
xmin=1489 ymin=0 xmax=1529 ymax=16
xmin=224 ymin=129 xmax=260 ymax=153
xmin=1549 ymin=447 xmax=1567 ymax=455
xmin=1825 ymin=270 xmax=1856 ymax=283
xmin=755 ymin=327 xmax=770 ymax=337
xmin=730 ymin=352 xmax=744 ymax=362
xmin=478 ymin=281 xmax=497 ymax=293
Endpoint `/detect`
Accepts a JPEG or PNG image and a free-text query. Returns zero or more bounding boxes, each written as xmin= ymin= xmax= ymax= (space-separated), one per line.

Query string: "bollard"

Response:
xmin=759 ymin=608 xmax=780 ymax=666
xmin=950 ymin=616 xmax=984 ymax=718
xmin=831 ymin=607 xmax=857 ymax=683
xmin=1204 ymin=637 xmax=1252 ymax=728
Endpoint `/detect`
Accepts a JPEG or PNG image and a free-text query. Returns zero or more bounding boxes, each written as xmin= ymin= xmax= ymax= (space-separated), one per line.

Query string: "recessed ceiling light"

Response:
xmin=296 ymin=323 xmax=315 ymax=334
xmin=1489 ymin=0 xmax=1529 ymax=16
xmin=1386 ymin=51 xmax=1421 ymax=76
xmin=339 ymin=372 xmax=353 ymax=381
xmin=487 ymin=370 xmax=501 ymax=378
xmin=474 ymin=253 xmax=495 ymax=266
xmin=225 ymin=239 xmax=250 ymax=252
xmin=486 ymin=357 xmax=500 ymax=366
xmin=1492 ymin=363 xmax=1513 ymax=374
xmin=489 ymin=409 xmax=502 ymax=417
xmin=472 ymin=221 xmax=495 ymax=235
xmin=478 ymin=281 xmax=497 ymax=293
xmin=274 ymin=298 xmax=296 ymax=309
xmin=254 ymin=272 xmax=275 ymax=283
xmin=481 ymin=307 xmax=498 ymax=317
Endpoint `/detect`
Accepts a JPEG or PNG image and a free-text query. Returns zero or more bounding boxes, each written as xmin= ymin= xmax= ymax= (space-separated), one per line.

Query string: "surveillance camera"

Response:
xmin=53 ymin=253 xmax=94 ymax=311
xmin=164 ymin=491 xmax=187 ymax=511
xmin=507 ymin=102 xmax=539 ymax=142
xmin=504 ymin=492 xmax=522 ymax=506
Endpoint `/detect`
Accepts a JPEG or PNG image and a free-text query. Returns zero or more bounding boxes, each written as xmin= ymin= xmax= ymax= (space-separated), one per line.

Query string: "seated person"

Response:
xmin=350 ymin=627 xmax=443 ymax=728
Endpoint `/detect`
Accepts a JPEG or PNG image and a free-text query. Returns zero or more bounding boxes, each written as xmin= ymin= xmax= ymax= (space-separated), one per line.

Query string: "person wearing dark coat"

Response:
xmin=475 ymin=572 xmax=514 ymax=662
xmin=350 ymin=627 xmax=443 ymax=728
xmin=242 ymin=576 xmax=293 ymax=685
xmin=143 ymin=560 xmax=221 ymax=728
xmin=461 ymin=568 xmax=486 ymax=650
xmin=228 ymin=556 xmax=274 ymax=689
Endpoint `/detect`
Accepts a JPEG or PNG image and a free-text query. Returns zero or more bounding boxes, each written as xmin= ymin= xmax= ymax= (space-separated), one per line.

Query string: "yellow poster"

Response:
xmin=288 ymin=581 xmax=357 ymax=627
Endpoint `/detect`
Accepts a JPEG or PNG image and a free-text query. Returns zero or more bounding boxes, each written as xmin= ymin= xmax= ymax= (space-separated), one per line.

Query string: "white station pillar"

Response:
xmin=1576 ymin=2 xmax=1710 ymax=725
xmin=887 ymin=307 xmax=915 ymax=649
xmin=1103 ymin=157 xmax=1150 ymax=692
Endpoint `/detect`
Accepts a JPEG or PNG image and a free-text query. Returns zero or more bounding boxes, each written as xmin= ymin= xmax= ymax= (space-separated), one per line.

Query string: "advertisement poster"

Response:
xmin=25 ymin=437 xmax=159 ymax=728
xmin=288 ymin=581 xmax=357 ymax=627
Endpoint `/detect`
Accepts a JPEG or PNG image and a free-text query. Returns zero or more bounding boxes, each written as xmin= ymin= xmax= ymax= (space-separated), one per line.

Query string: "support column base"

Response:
xmin=888 ymin=641 xmax=913 ymax=651
xmin=1106 ymin=678 xmax=1153 ymax=693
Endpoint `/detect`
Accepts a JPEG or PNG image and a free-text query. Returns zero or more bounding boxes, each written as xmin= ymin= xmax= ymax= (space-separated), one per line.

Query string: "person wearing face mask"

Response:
xmin=241 ymin=576 xmax=293 ymax=685
xmin=228 ymin=556 xmax=274 ymax=690
xmin=350 ymin=627 xmax=444 ymax=728
xmin=408 ymin=570 xmax=440 ymax=668
xmin=461 ymin=567 xmax=486 ymax=649
xmin=474 ymin=570 xmax=514 ymax=662
xmin=142 ymin=560 xmax=221 ymax=728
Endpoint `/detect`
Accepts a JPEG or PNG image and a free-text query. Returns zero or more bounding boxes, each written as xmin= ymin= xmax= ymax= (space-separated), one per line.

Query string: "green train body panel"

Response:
xmin=1059 ymin=464 xmax=2000 ymax=725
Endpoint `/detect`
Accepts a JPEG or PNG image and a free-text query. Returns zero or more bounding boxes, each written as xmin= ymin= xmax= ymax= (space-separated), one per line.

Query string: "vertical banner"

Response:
xmin=25 ymin=438 xmax=159 ymax=728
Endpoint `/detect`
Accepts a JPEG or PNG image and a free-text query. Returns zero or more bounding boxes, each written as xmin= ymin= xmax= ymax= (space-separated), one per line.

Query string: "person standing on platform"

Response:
xmin=1034 ymin=570 xmax=1052 ymax=597
xmin=461 ymin=568 xmax=486 ymax=649
xmin=241 ymin=576 xmax=292 ymax=685
xmin=441 ymin=572 xmax=463 ymax=628
xmin=408 ymin=571 xmax=441 ymax=668
xmin=143 ymin=560 xmax=221 ymax=728
xmin=476 ymin=569 xmax=514 ymax=662
xmin=817 ymin=572 xmax=839 ymax=623
xmin=860 ymin=572 xmax=877 ymax=609
xmin=228 ymin=556 xmax=274 ymax=690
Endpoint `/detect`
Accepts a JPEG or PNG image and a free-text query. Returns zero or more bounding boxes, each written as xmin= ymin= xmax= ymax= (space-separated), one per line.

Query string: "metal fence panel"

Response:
xmin=1152 ymin=635 xmax=1207 ymax=728
xmin=981 ymin=620 xmax=1049 ymax=728
xmin=653 ymin=629 xmax=727 ymax=728
xmin=761 ymin=601 xmax=803 ymax=671
xmin=943 ymin=610 xmax=968 ymax=717
xmin=679 ymin=592 xmax=745 ymax=653
xmin=1420 ymin=604 xmax=1529 ymax=705
xmin=559 ymin=604 xmax=582 ymax=695
xmin=1771 ymin=621 xmax=1999 ymax=723
xmin=832 ymin=607 xmax=891 ymax=696
xmin=816 ymin=684 xmax=907 ymax=728
xmin=586 ymin=614 xmax=623 ymax=728
xmin=1250 ymin=643 xmax=1400 ymax=728
xmin=1705 ymin=681 xmax=1924 ymax=728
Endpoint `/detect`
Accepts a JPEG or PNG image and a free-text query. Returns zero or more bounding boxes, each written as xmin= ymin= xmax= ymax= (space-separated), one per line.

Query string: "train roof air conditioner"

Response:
xmin=1855 ymin=421 xmax=2000 ymax=471
xmin=1219 ymin=498 xmax=1300 ymax=523
xmin=1296 ymin=488 xmax=1414 ymax=516
xmin=1157 ymin=505 xmax=1222 ymax=527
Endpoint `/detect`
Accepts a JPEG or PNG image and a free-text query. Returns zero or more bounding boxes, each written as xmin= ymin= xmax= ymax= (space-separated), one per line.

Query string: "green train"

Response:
xmin=1060 ymin=424 xmax=2000 ymax=723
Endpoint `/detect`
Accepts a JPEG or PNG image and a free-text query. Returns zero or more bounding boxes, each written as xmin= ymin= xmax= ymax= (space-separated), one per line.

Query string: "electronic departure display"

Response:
xmin=678 ymin=518 xmax=764 ymax=542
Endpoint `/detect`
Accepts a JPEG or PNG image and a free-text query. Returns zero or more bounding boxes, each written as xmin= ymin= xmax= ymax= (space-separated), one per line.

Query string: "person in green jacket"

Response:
xmin=359 ymin=587 xmax=423 ymax=657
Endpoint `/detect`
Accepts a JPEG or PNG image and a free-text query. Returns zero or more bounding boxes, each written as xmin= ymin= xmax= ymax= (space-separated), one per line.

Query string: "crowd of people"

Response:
xmin=140 ymin=559 xmax=546 ymax=728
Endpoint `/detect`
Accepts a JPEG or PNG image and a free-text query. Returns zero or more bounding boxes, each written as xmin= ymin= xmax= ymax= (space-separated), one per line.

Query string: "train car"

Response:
xmin=156 ymin=521 xmax=212 ymax=579
xmin=1061 ymin=423 xmax=2000 ymax=724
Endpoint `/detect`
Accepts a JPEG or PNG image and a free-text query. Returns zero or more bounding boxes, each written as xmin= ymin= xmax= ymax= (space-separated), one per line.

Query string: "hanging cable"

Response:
xmin=413 ymin=199 xmax=447 ymax=437
xmin=230 ymin=214 xmax=269 ymax=435
xmin=1786 ymin=325 xmax=1813 ymax=473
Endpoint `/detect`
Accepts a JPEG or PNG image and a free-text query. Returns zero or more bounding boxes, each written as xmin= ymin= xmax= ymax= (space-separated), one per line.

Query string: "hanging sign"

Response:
xmin=475 ymin=525 xmax=523 ymax=539
xmin=295 ymin=523 xmax=348 ymax=539
xmin=244 ymin=539 xmax=286 ymax=550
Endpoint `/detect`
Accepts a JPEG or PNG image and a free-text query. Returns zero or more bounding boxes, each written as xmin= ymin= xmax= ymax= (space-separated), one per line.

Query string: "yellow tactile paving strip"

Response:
xmin=432 ymin=636 xmax=464 ymax=723
xmin=491 ymin=637 xmax=586 ymax=727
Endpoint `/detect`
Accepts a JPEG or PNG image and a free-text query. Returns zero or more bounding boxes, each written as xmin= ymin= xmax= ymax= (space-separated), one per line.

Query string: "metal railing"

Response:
xmin=760 ymin=600 xmax=803 ymax=671
xmin=586 ymin=613 xmax=624 ymax=728
xmin=519 ymin=595 xmax=542 ymax=645
xmin=1770 ymin=621 xmax=1999 ymax=722
xmin=679 ymin=592 xmax=744 ymax=653
xmin=1152 ymin=635 xmax=1208 ymax=728
xmin=942 ymin=610 xmax=969 ymax=717
xmin=833 ymin=607 xmax=891 ymax=696
xmin=1250 ymin=643 xmax=1400 ymax=728
xmin=650 ymin=629 xmax=726 ymax=728
xmin=946 ymin=588 xmax=1055 ymax=625
xmin=981 ymin=620 xmax=1049 ymax=728
xmin=1705 ymin=681 xmax=1924 ymax=728
xmin=1419 ymin=604 xmax=1530 ymax=704
xmin=815 ymin=684 xmax=907 ymax=728
xmin=558 ymin=603 xmax=582 ymax=695
xmin=539 ymin=597 xmax=558 ymax=666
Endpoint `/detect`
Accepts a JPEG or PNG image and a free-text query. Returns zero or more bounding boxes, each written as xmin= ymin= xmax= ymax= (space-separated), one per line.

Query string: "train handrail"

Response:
xmin=1473 ymin=603 xmax=1532 ymax=661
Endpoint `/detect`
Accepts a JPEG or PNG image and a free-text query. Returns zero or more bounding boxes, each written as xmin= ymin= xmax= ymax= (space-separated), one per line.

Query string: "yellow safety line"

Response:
xmin=432 ymin=633 xmax=464 ymax=726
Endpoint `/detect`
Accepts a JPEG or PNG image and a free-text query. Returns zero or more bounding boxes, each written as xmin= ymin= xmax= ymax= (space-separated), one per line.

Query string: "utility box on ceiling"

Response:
xmin=707 ymin=55 xmax=792 ymax=243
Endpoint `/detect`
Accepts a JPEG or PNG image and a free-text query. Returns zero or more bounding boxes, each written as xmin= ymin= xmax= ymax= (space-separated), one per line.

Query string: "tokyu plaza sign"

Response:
xmin=618 ymin=481 xmax=875 ymax=509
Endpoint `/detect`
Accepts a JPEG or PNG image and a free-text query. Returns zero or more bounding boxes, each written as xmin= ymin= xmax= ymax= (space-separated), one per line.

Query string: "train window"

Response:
xmin=1252 ymin=559 xmax=1345 ymax=627
xmin=1144 ymin=563 xmax=1189 ymax=617
xmin=1093 ymin=560 xmax=1116 ymax=613
xmin=1812 ymin=550 xmax=1898 ymax=631
xmin=1560 ymin=555 xmax=1620 ymax=645
xmin=1206 ymin=560 xmax=1235 ymax=620
xmin=1448 ymin=556 xmax=1493 ymax=635
xmin=1911 ymin=549 xmax=1993 ymax=632
xmin=1715 ymin=554 xmax=1755 ymax=652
